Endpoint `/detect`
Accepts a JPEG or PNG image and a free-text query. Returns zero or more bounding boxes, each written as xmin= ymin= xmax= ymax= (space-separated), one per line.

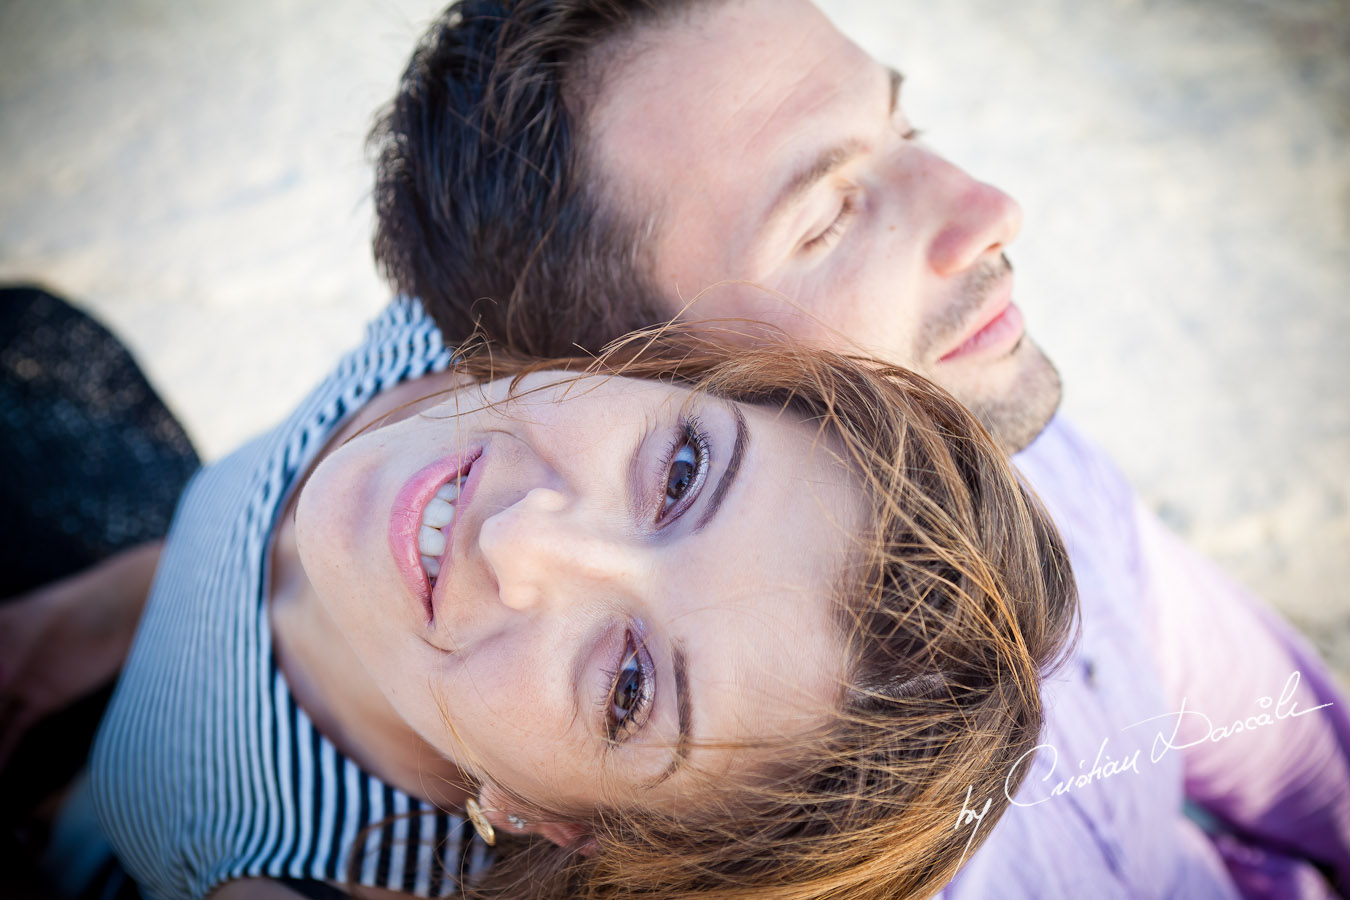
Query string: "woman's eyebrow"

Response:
xmin=626 ymin=409 xmax=661 ymax=522
xmin=646 ymin=641 xmax=692 ymax=788
xmin=694 ymin=405 xmax=749 ymax=533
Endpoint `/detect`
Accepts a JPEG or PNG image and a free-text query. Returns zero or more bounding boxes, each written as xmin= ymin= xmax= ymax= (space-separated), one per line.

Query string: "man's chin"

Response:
xmin=959 ymin=341 xmax=1063 ymax=454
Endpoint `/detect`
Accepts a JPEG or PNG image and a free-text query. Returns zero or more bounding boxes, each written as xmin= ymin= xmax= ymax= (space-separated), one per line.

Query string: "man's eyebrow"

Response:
xmin=694 ymin=403 xmax=749 ymax=533
xmin=757 ymin=67 xmax=905 ymax=238
xmin=647 ymin=641 xmax=692 ymax=788
xmin=759 ymin=139 xmax=867 ymax=236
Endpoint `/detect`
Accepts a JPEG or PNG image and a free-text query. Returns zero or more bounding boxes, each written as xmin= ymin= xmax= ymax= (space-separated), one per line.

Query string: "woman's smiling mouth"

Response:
xmin=390 ymin=449 xmax=481 ymax=622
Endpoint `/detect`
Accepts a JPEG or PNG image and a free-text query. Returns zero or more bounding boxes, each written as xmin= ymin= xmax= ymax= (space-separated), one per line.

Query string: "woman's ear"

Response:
xmin=476 ymin=786 xmax=597 ymax=855
xmin=523 ymin=819 xmax=595 ymax=854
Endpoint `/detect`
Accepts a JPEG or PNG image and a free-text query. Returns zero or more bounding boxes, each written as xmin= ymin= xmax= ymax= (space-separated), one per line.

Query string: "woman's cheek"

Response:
xmin=448 ymin=656 xmax=540 ymax=744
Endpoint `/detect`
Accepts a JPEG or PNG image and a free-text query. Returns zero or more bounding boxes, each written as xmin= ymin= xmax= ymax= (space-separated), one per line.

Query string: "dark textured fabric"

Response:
xmin=0 ymin=285 xmax=196 ymax=900
xmin=0 ymin=284 xmax=200 ymax=597
xmin=276 ymin=879 xmax=352 ymax=900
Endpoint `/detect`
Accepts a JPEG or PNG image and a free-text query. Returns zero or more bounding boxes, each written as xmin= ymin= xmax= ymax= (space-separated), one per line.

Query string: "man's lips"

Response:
xmin=389 ymin=449 xmax=481 ymax=623
xmin=937 ymin=274 xmax=1022 ymax=363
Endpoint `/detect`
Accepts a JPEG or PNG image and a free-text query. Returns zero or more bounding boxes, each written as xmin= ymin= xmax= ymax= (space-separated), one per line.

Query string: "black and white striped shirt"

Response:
xmin=91 ymin=298 xmax=491 ymax=899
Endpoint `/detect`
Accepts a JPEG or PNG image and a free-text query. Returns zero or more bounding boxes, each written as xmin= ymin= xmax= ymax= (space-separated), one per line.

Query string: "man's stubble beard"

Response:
xmin=960 ymin=338 xmax=1063 ymax=454
xmin=914 ymin=256 xmax=1063 ymax=454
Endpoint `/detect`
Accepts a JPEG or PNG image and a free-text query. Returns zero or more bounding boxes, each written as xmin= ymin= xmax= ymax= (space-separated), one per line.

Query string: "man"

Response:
xmin=369 ymin=0 xmax=1350 ymax=896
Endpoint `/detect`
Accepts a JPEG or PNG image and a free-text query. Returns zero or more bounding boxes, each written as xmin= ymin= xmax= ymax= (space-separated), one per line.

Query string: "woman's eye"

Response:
xmin=610 ymin=653 xmax=643 ymax=731
xmin=658 ymin=421 xmax=709 ymax=522
xmin=605 ymin=633 xmax=652 ymax=742
xmin=666 ymin=444 xmax=697 ymax=504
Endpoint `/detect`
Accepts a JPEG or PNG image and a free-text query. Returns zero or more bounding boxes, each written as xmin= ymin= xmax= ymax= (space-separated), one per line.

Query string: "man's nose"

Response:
xmin=477 ymin=486 xmax=634 ymax=611
xmin=921 ymin=154 xmax=1023 ymax=277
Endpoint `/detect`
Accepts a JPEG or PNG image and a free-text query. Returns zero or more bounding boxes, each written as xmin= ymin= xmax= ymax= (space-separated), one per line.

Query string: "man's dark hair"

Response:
xmin=370 ymin=0 xmax=708 ymax=357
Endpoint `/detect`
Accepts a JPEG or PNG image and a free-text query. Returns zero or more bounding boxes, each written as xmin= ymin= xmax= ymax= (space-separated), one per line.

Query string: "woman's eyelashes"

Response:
xmin=657 ymin=417 xmax=711 ymax=524
xmin=600 ymin=629 xmax=655 ymax=743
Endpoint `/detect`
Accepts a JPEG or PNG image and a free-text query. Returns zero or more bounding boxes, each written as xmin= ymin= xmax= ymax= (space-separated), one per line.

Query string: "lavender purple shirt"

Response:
xmin=937 ymin=417 xmax=1350 ymax=898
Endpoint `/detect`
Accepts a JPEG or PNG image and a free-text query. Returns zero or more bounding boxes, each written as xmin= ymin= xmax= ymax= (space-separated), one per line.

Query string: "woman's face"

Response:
xmin=295 ymin=371 xmax=860 ymax=817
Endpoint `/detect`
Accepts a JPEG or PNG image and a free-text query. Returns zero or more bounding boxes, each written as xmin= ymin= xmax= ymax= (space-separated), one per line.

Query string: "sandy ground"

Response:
xmin=1 ymin=0 xmax=1347 ymax=681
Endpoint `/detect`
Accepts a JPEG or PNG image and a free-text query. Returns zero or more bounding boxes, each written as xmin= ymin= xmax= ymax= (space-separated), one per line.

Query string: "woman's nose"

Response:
xmin=920 ymin=154 xmax=1023 ymax=278
xmin=477 ymin=486 xmax=635 ymax=611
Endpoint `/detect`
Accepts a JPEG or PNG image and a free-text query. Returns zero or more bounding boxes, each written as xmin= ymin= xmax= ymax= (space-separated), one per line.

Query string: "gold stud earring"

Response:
xmin=465 ymin=797 xmax=495 ymax=846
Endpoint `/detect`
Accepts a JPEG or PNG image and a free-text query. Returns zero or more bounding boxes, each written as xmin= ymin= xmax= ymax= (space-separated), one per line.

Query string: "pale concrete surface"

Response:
xmin=1 ymin=0 xmax=1347 ymax=678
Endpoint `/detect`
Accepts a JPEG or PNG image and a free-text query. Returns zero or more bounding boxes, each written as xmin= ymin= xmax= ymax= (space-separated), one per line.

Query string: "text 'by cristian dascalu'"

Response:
xmin=950 ymin=670 xmax=1333 ymax=866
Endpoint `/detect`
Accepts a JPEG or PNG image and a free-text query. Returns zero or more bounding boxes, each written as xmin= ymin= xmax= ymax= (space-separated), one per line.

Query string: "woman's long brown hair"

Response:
xmin=358 ymin=323 xmax=1078 ymax=900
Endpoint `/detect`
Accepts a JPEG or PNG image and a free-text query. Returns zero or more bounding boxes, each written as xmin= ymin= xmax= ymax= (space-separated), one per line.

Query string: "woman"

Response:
xmin=88 ymin=296 xmax=1076 ymax=900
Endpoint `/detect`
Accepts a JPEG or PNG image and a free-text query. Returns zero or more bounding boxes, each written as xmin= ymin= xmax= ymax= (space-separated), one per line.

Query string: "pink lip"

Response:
xmin=389 ymin=448 xmax=481 ymax=623
xmin=937 ymin=277 xmax=1023 ymax=363
xmin=428 ymin=455 xmax=486 ymax=623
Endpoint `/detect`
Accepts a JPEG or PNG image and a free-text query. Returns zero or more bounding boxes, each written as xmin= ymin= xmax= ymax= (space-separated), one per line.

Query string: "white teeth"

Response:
xmin=418 ymin=525 xmax=447 ymax=558
xmin=419 ymin=476 xmax=466 ymax=584
xmin=422 ymin=497 xmax=455 ymax=528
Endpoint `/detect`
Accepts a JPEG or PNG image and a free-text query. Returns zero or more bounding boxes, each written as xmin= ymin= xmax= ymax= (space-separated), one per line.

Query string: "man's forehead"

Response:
xmin=588 ymin=0 xmax=882 ymax=265
xmin=590 ymin=0 xmax=874 ymax=185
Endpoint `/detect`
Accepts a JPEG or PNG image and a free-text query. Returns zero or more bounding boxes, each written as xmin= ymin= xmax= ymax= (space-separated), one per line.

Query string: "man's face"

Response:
xmin=589 ymin=0 xmax=1060 ymax=450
